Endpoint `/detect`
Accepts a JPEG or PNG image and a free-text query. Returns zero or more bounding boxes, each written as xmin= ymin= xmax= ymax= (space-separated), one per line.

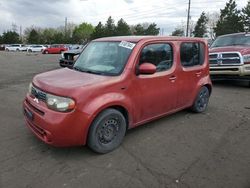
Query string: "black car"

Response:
xmin=59 ymin=48 xmax=83 ymax=68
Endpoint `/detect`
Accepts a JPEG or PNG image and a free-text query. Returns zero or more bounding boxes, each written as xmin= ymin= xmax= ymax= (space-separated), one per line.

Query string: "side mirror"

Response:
xmin=139 ymin=63 xmax=156 ymax=75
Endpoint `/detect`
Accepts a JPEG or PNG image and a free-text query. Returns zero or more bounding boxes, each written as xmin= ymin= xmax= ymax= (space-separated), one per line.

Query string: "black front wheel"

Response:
xmin=88 ymin=109 xmax=127 ymax=154
xmin=191 ymin=86 xmax=210 ymax=113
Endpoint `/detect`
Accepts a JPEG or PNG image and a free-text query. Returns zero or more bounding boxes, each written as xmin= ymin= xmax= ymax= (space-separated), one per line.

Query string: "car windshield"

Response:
xmin=73 ymin=41 xmax=135 ymax=76
xmin=211 ymin=34 xmax=250 ymax=48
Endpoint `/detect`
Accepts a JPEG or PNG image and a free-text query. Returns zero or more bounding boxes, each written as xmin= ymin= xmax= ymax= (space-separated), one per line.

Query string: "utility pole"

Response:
xmin=20 ymin=25 xmax=22 ymax=42
xmin=65 ymin=17 xmax=68 ymax=36
xmin=186 ymin=0 xmax=191 ymax=37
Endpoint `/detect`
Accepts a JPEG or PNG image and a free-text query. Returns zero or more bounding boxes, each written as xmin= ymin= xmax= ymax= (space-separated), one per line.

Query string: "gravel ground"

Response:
xmin=0 ymin=51 xmax=250 ymax=188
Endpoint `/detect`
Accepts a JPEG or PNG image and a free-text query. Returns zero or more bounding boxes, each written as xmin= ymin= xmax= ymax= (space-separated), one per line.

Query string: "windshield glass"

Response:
xmin=73 ymin=41 xmax=135 ymax=76
xmin=211 ymin=34 xmax=250 ymax=48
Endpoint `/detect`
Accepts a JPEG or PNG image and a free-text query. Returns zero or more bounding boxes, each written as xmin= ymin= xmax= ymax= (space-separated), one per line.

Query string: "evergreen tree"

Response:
xmin=104 ymin=16 xmax=116 ymax=36
xmin=193 ymin=12 xmax=208 ymax=37
xmin=144 ymin=23 xmax=160 ymax=35
xmin=171 ymin=28 xmax=185 ymax=36
xmin=242 ymin=0 xmax=250 ymax=27
xmin=91 ymin=22 xmax=105 ymax=39
xmin=133 ymin=24 xmax=145 ymax=35
xmin=27 ymin=29 xmax=40 ymax=44
xmin=2 ymin=31 xmax=20 ymax=44
xmin=214 ymin=0 xmax=244 ymax=36
xmin=115 ymin=18 xmax=131 ymax=36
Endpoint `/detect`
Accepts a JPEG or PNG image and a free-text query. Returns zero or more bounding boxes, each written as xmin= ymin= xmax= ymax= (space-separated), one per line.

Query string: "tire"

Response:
xmin=16 ymin=49 xmax=20 ymax=52
xmin=28 ymin=49 xmax=32 ymax=53
xmin=191 ymin=86 xmax=210 ymax=113
xmin=44 ymin=50 xmax=49 ymax=54
xmin=88 ymin=109 xmax=127 ymax=154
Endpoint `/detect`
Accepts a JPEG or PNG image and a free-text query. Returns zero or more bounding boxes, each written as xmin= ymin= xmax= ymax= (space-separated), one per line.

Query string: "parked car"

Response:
xmin=209 ymin=32 xmax=250 ymax=81
xmin=23 ymin=36 xmax=212 ymax=153
xmin=42 ymin=44 xmax=68 ymax=54
xmin=0 ymin=44 xmax=6 ymax=51
xmin=27 ymin=45 xmax=46 ymax=52
xmin=5 ymin=44 xmax=27 ymax=51
xmin=59 ymin=46 xmax=84 ymax=68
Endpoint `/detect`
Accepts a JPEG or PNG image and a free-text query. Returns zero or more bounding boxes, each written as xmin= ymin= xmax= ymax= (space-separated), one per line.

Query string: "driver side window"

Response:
xmin=139 ymin=43 xmax=173 ymax=72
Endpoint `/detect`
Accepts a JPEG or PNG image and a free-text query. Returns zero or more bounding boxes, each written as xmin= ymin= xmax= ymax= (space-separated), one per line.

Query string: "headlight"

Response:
xmin=46 ymin=94 xmax=75 ymax=112
xmin=74 ymin=54 xmax=79 ymax=61
xmin=243 ymin=54 xmax=250 ymax=64
xmin=28 ymin=83 xmax=32 ymax=95
xmin=61 ymin=52 xmax=65 ymax=59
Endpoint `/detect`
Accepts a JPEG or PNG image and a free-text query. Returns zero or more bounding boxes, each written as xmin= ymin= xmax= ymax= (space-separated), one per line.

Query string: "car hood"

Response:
xmin=209 ymin=46 xmax=250 ymax=54
xmin=33 ymin=68 xmax=116 ymax=96
xmin=64 ymin=49 xmax=82 ymax=54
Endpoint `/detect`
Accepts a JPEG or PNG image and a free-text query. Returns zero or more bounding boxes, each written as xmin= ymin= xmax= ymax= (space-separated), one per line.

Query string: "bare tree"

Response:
xmin=206 ymin=12 xmax=220 ymax=39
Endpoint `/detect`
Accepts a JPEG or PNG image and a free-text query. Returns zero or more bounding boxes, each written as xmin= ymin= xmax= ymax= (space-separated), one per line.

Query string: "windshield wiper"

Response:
xmin=73 ymin=66 xmax=104 ymax=75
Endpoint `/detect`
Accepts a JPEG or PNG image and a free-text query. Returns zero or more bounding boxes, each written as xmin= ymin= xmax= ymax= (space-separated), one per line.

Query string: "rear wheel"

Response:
xmin=191 ymin=86 xmax=210 ymax=113
xmin=88 ymin=109 xmax=127 ymax=154
xmin=28 ymin=49 xmax=32 ymax=53
xmin=44 ymin=50 xmax=49 ymax=54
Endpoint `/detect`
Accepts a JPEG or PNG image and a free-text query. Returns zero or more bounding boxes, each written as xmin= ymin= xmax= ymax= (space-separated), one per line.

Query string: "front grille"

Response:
xmin=209 ymin=52 xmax=242 ymax=66
xmin=64 ymin=54 xmax=74 ymax=60
xmin=31 ymin=86 xmax=47 ymax=102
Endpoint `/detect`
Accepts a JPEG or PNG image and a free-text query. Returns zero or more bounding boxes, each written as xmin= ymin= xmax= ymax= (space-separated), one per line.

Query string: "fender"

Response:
xmin=80 ymin=92 xmax=134 ymax=143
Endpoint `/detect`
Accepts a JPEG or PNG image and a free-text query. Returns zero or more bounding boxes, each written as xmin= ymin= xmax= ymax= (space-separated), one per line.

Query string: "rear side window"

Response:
xmin=139 ymin=43 xmax=173 ymax=72
xmin=180 ymin=42 xmax=205 ymax=67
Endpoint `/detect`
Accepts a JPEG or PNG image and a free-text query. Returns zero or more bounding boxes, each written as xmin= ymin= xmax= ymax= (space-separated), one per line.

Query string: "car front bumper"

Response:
xmin=23 ymin=94 xmax=91 ymax=147
xmin=210 ymin=64 xmax=250 ymax=76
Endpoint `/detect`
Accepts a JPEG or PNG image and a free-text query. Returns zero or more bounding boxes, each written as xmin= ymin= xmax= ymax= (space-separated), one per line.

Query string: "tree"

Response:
xmin=27 ymin=29 xmax=41 ymax=44
xmin=171 ymin=28 xmax=185 ymax=36
xmin=133 ymin=24 xmax=145 ymax=35
xmin=72 ymin=22 xmax=94 ymax=43
xmin=242 ymin=0 xmax=250 ymax=27
xmin=115 ymin=18 xmax=131 ymax=36
xmin=41 ymin=28 xmax=57 ymax=44
xmin=144 ymin=23 xmax=160 ymax=35
xmin=104 ymin=16 xmax=116 ymax=36
xmin=91 ymin=22 xmax=105 ymax=39
xmin=206 ymin=12 xmax=220 ymax=39
xmin=2 ymin=31 xmax=20 ymax=44
xmin=214 ymin=0 xmax=244 ymax=36
xmin=193 ymin=12 xmax=208 ymax=37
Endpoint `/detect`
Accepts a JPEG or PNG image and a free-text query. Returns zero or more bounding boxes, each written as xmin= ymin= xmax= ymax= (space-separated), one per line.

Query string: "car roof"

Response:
xmin=93 ymin=36 xmax=206 ymax=43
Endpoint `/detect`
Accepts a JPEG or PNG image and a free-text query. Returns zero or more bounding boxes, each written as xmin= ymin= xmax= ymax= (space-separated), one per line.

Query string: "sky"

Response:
xmin=0 ymin=0 xmax=248 ymax=35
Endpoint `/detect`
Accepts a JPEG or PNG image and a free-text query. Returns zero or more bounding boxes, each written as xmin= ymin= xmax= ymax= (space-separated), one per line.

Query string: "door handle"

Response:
xmin=169 ymin=76 xmax=177 ymax=82
xmin=195 ymin=71 xmax=202 ymax=77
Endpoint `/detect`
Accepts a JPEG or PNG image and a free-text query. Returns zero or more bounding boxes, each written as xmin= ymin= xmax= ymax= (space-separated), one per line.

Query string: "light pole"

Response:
xmin=186 ymin=0 xmax=191 ymax=37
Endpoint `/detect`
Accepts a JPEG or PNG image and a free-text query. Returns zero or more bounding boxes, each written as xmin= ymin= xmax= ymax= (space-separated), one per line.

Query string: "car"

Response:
xmin=5 ymin=44 xmax=26 ymax=51
xmin=23 ymin=36 xmax=212 ymax=153
xmin=27 ymin=45 xmax=46 ymax=52
xmin=209 ymin=32 xmax=250 ymax=81
xmin=42 ymin=44 xmax=68 ymax=54
xmin=59 ymin=46 xmax=84 ymax=68
xmin=0 ymin=44 xmax=6 ymax=51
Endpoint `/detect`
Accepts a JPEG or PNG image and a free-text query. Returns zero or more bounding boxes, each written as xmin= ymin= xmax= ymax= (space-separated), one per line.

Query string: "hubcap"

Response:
xmin=97 ymin=118 xmax=119 ymax=144
xmin=197 ymin=89 xmax=209 ymax=111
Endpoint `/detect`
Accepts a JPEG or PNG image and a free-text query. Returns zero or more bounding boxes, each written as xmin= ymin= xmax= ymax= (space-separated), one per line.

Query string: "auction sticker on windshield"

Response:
xmin=119 ymin=41 xmax=136 ymax=49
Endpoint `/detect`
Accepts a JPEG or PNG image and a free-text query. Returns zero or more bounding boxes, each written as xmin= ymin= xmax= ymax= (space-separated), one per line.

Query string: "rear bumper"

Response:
xmin=23 ymin=94 xmax=91 ymax=147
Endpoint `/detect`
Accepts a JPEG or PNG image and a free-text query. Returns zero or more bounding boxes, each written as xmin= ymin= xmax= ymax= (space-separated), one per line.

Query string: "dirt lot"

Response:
xmin=0 ymin=51 xmax=250 ymax=188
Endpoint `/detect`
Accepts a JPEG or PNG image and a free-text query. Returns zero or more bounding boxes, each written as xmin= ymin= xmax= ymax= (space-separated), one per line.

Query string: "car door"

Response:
xmin=176 ymin=42 xmax=206 ymax=108
xmin=133 ymin=42 xmax=178 ymax=123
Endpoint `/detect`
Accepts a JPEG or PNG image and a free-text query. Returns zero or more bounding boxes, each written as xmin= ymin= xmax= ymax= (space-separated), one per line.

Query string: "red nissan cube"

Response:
xmin=23 ymin=36 xmax=212 ymax=153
